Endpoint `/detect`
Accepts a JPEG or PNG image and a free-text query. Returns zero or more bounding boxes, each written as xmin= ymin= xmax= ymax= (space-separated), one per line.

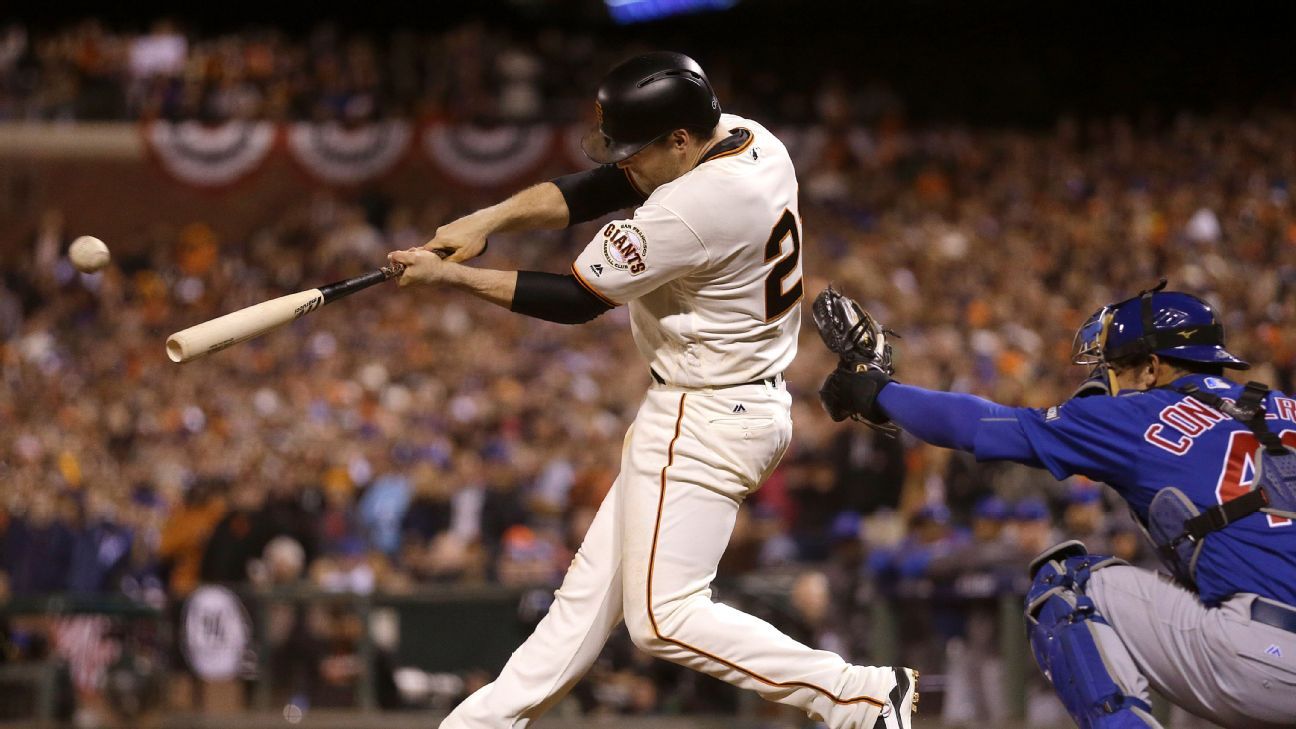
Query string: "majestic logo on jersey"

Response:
xmin=732 ymin=403 xmax=746 ymax=413
xmin=601 ymin=222 xmax=648 ymax=275
xmin=589 ymin=263 xmax=604 ymax=277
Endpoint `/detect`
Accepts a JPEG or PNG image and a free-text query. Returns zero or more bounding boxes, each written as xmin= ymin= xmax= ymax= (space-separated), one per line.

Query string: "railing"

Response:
xmin=240 ymin=584 xmax=530 ymax=712
xmin=0 ymin=577 xmax=1073 ymax=726
xmin=0 ymin=595 xmax=162 ymax=725
xmin=732 ymin=568 xmax=1037 ymax=720
xmin=0 ymin=661 xmax=62 ymax=724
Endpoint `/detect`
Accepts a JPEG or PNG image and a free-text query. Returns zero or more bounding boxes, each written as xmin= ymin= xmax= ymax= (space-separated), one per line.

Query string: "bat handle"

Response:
xmin=319 ymin=262 xmax=408 ymax=304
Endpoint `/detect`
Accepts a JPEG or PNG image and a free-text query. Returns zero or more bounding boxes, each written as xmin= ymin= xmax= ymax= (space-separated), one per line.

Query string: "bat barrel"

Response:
xmin=165 ymin=289 xmax=325 ymax=363
xmin=165 ymin=263 xmax=404 ymax=363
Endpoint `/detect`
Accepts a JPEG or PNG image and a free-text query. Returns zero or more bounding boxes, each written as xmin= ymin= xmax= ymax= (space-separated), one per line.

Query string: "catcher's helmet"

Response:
xmin=581 ymin=51 xmax=721 ymax=165
xmin=1101 ymin=281 xmax=1249 ymax=369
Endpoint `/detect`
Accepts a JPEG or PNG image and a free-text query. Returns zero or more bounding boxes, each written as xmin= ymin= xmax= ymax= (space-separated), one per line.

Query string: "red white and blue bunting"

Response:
xmin=144 ymin=120 xmax=277 ymax=188
xmin=421 ymin=123 xmax=555 ymax=188
xmin=139 ymin=122 xmax=861 ymax=190
xmin=285 ymin=121 xmax=412 ymax=185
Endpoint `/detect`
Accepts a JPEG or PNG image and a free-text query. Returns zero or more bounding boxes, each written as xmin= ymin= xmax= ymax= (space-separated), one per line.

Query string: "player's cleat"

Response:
xmin=873 ymin=667 xmax=919 ymax=729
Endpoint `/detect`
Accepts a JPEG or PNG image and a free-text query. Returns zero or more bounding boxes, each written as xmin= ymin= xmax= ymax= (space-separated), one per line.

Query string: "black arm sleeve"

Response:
xmin=551 ymin=165 xmax=646 ymax=225
xmin=510 ymin=271 xmax=614 ymax=325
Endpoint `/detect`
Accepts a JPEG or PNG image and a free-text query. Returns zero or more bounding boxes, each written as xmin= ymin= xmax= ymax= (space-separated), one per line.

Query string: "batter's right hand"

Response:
xmin=423 ymin=218 xmax=489 ymax=263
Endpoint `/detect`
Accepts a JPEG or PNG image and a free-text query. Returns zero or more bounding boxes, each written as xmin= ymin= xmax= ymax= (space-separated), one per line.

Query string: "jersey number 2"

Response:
xmin=764 ymin=209 xmax=804 ymax=320
xmin=1216 ymin=428 xmax=1296 ymax=528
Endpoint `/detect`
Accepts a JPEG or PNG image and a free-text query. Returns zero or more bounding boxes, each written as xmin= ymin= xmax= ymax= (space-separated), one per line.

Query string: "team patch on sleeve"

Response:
xmin=601 ymin=222 xmax=649 ymax=275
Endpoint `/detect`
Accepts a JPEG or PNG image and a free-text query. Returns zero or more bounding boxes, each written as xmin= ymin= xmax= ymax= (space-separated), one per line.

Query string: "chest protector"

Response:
xmin=1145 ymin=381 xmax=1296 ymax=591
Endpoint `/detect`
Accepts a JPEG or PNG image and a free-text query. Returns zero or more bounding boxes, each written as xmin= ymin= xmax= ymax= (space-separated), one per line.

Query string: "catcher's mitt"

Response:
xmin=812 ymin=287 xmax=899 ymax=432
xmin=812 ymin=286 xmax=896 ymax=375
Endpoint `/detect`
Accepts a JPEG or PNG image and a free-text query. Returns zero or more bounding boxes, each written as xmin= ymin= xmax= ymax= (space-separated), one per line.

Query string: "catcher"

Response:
xmin=813 ymin=285 xmax=1296 ymax=729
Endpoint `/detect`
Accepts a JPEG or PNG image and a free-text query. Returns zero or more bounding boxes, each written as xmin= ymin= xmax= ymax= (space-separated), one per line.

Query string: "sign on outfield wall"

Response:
xmin=181 ymin=585 xmax=253 ymax=681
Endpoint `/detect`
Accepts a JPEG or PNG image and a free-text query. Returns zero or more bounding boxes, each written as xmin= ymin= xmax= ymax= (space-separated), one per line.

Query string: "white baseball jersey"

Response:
xmin=571 ymin=114 xmax=804 ymax=388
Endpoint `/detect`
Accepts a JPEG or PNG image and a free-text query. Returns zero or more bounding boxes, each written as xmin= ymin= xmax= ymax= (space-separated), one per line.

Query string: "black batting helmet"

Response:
xmin=581 ymin=51 xmax=722 ymax=165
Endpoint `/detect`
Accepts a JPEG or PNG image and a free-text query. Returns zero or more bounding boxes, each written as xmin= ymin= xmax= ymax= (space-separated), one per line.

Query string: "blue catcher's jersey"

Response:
xmin=1013 ymin=374 xmax=1296 ymax=606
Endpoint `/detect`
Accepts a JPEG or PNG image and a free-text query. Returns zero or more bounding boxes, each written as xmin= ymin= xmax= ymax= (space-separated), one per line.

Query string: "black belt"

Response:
xmin=650 ymin=369 xmax=783 ymax=389
xmin=1252 ymin=598 xmax=1296 ymax=635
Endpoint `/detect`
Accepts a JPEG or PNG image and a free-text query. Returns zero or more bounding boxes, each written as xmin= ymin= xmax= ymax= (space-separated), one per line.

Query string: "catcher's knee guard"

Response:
xmin=1025 ymin=541 xmax=1156 ymax=729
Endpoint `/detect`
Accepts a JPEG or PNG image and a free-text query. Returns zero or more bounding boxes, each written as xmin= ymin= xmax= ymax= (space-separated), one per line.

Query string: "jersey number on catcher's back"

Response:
xmin=764 ymin=208 xmax=804 ymax=320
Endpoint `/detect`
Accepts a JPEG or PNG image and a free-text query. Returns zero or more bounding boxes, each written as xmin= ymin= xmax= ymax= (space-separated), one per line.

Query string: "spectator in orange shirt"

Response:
xmin=157 ymin=477 xmax=226 ymax=598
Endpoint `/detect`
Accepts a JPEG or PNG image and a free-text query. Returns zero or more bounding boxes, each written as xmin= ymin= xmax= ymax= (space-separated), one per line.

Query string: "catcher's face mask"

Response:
xmin=1071 ymin=306 xmax=1109 ymax=366
xmin=1071 ymin=304 xmax=1121 ymax=395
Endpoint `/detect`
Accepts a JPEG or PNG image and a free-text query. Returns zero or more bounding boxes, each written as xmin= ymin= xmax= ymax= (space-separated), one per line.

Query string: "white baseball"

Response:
xmin=69 ymin=235 xmax=111 ymax=273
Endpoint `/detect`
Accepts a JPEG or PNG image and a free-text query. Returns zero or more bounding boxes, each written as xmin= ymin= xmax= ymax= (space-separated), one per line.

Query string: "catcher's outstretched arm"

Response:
xmin=877 ymin=384 xmax=1040 ymax=465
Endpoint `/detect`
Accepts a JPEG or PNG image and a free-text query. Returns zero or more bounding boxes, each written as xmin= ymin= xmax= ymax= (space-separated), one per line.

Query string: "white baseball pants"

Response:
xmin=441 ymin=381 xmax=895 ymax=728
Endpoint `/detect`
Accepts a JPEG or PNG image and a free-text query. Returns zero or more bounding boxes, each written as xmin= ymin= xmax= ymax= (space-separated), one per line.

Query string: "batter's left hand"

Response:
xmin=389 ymin=248 xmax=452 ymax=287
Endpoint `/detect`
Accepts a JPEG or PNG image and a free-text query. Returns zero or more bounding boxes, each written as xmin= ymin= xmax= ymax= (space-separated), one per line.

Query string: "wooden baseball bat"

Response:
xmin=166 ymin=262 xmax=405 ymax=363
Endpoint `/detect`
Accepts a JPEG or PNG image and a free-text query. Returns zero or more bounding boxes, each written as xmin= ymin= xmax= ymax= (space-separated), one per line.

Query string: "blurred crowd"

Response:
xmin=0 ymin=19 xmax=902 ymax=124
xmin=3 ymin=33 xmax=1296 ymax=718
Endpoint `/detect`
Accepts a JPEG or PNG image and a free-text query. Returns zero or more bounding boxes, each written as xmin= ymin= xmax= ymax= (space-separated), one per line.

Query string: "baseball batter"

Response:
xmin=819 ymin=284 xmax=1296 ymax=728
xmin=389 ymin=52 xmax=917 ymax=729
